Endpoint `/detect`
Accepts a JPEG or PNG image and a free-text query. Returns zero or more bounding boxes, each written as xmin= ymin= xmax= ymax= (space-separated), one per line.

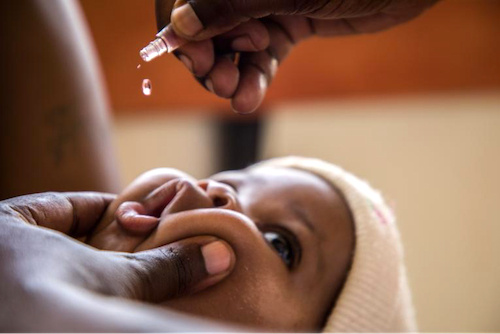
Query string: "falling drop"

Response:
xmin=142 ymin=79 xmax=152 ymax=96
xmin=137 ymin=64 xmax=141 ymax=69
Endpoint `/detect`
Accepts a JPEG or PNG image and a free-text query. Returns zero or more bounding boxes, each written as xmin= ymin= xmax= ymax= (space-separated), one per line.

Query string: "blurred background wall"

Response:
xmin=80 ymin=0 xmax=500 ymax=331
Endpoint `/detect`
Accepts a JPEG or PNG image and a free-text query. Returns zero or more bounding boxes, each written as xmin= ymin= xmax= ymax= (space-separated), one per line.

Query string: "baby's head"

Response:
xmin=88 ymin=156 xmax=415 ymax=332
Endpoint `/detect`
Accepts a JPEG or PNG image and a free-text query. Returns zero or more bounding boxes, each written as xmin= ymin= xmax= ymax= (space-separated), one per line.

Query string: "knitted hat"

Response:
xmin=253 ymin=156 xmax=417 ymax=333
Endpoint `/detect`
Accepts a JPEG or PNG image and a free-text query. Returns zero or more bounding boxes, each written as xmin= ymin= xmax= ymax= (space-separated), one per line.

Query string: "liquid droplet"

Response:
xmin=137 ymin=64 xmax=141 ymax=69
xmin=142 ymin=79 xmax=152 ymax=96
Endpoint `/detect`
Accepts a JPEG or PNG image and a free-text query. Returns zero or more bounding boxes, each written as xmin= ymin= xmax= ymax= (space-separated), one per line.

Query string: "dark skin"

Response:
xmin=0 ymin=192 xmax=237 ymax=332
xmin=88 ymin=165 xmax=355 ymax=331
xmin=0 ymin=0 xmax=120 ymax=199
xmin=1 ymin=1 xmax=242 ymax=330
xmin=154 ymin=0 xmax=440 ymax=113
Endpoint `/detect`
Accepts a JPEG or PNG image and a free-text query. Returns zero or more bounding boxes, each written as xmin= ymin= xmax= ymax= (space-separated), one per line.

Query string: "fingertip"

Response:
xmin=231 ymin=67 xmax=267 ymax=114
xmin=171 ymin=3 xmax=204 ymax=38
xmin=116 ymin=201 xmax=159 ymax=234
xmin=170 ymin=0 xmax=244 ymax=41
xmin=201 ymin=239 xmax=234 ymax=276
xmin=132 ymin=236 xmax=235 ymax=301
xmin=206 ymin=57 xmax=239 ymax=98
xmin=205 ymin=78 xmax=215 ymax=93
xmin=191 ymin=238 xmax=236 ymax=293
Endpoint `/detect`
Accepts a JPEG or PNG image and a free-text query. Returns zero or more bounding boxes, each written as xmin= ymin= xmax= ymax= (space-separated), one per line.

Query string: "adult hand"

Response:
xmin=0 ymin=192 xmax=235 ymax=332
xmin=155 ymin=0 xmax=438 ymax=114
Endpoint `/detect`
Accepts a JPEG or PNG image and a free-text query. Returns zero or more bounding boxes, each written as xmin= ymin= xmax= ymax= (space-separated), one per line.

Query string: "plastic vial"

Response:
xmin=140 ymin=25 xmax=184 ymax=62
xmin=140 ymin=26 xmax=171 ymax=62
xmin=142 ymin=79 xmax=152 ymax=96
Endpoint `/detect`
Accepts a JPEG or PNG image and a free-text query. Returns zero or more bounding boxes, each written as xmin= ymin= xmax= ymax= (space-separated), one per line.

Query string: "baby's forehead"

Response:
xmin=212 ymin=166 xmax=339 ymax=198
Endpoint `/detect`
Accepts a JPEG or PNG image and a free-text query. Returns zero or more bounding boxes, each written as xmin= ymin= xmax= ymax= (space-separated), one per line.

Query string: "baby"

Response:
xmin=86 ymin=156 xmax=416 ymax=332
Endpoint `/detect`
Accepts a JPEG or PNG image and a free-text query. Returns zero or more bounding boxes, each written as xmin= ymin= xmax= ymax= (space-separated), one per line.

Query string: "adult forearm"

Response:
xmin=0 ymin=0 xmax=120 ymax=200
xmin=0 ymin=193 xmax=239 ymax=332
xmin=2 ymin=278 xmax=229 ymax=332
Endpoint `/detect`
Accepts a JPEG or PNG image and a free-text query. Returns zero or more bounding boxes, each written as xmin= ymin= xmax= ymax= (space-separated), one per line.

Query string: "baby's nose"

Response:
xmin=157 ymin=178 xmax=213 ymax=217
xmin=198 ymin=180 xmax=242 ymax=213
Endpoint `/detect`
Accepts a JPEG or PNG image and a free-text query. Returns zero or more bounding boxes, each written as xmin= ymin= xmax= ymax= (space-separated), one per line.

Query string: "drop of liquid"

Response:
xmin=142 ymin=79 xmax=152 ymax=96
xmin=137 ymin=64 xmax=141 ymax=69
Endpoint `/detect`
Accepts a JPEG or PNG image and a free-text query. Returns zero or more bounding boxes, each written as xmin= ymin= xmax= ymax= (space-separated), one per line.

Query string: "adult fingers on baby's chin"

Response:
xmin=2 ymin=192 xmax=116 ymax=237
xmin=129 ymin=236 xmax=235 ymax=302
xmin=231 ymin=64 xmax=268 ymax=114
xmin=173 ymin=39 xmax=214 ymax=77
xmin=205 ymin=56 xmax=239 ymax=98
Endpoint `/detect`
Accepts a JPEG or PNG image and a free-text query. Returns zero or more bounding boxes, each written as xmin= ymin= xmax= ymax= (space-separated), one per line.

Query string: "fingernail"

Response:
xmin=178 ymin=54 xmax=193 ymax=72
xmin=231 ymin=101 xmax=256 ymax=115
xmin=205 ymin=78 xmax=214 ymax=93
xmin=270 ymin=57 xmax=278 ymax=77
xmin=231 ymin=36 xmax=255 ymax=51
xmin=156 ymin=25 xmax=184 ymax=52
xmin=172 ymin=4 xmax=203 ymax=37
xmin=258 ymin=73 xmax=268 ymax=90
xmin=231 ymin=101 xmax=243 ymax=114
xmin=201 ymin=240 xmax=231 ymax=275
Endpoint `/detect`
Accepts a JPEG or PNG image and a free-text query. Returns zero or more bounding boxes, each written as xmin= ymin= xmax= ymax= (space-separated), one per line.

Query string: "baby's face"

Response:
xmin=88 ymin=166 xmax=354 ymax=331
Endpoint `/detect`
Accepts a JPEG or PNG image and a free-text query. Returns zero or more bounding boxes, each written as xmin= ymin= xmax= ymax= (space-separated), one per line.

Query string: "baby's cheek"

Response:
xmin=87 ymin=220 xmax=144 ymax=252
xmin=160 ymin=260 xmax=305 ymax=330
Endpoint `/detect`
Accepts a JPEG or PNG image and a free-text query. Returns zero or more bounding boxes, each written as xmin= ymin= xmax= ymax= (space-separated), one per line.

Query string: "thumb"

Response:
xmin=169 ymin=0 xmax=293 ymax=40
xmin=2 ymin=191 xmax=115 ymax=237
xmin=168 ymin=0 xmax=420 ymax=41
xmin=128 ymin=236 xmax=235 ymax=302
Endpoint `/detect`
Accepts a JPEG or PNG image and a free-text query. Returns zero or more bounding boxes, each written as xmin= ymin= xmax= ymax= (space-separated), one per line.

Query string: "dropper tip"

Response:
xmin=140 ymin=47 xmax=153 ymax=62
xmin=140 ymin=37 xmax=169 ymax=62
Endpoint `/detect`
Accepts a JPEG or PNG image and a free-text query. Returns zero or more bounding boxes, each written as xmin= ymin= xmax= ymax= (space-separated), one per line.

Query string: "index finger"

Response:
xmin=2 ymin=192 xmax=115 ymax=237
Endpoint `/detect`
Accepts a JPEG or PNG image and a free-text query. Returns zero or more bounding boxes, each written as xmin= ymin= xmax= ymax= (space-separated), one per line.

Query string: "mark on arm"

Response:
xmin=45 ymin=103 xmax=82 ymax=167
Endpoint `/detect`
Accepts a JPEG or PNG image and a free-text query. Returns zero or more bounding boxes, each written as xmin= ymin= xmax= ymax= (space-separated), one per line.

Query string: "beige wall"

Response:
xmin=113 ymin=114 xmax=217 ymax=183
xmin=113 ymin=92 xmax=500 ymax=332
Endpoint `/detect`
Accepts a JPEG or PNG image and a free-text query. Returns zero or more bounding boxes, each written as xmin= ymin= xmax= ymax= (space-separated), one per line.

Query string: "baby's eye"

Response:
xmin=263 ymin=231 xmax=295 ymax=268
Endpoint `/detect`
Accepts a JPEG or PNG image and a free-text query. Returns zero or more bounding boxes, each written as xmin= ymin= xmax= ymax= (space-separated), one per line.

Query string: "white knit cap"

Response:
xmin=254 ymin=156 xmax=417 ymax=332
